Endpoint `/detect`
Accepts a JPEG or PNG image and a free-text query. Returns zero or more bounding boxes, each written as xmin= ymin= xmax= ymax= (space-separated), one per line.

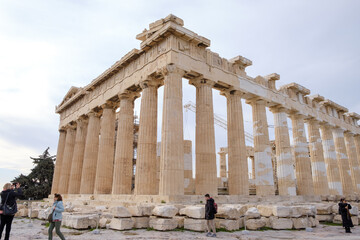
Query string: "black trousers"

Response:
xmin=345 ymin=226 xmax=351 ymax=232
xmin=0 ymin=214 xmax=14 ymax=240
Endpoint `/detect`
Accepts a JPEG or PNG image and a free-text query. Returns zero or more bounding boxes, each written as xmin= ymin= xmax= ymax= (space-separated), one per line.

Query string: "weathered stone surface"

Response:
xmin=132 ymin=217 xmax=149 ymax=229
xmin=316 ymin=204 xmax=332 ymax=215
xmin=17 ymin=208 xmax=28 ymax=217
xmin=28 ymin=209 xmax=39 ymax=218
xmin=215 ymin=219 xmax=240 ymax=231
xmin=149 ymin=217 xmax=177 ymax=231
xmin=260 ymin=217 xmax=271 ymax=228
xmin=292 ymin=217 xmax=309 ymax=229
xmin=316 ymin=214 xmax=334 ymax=222
xmin=352 ymin=216 xmax=359 ymax=225
xmin=350 ymin=206 xmax=359 ymax=216
xmin=331 ymin=204 xmax=339 ymax=214
xmin=239 ymin=217 xmax=245 ymax=228
xmin=257 ymin=205 xmax=273 ymax=217
xmin=333 ymin=214 xmax=342 ymax=224
xmin=272 ymin=206 xmax=291 ymax=217
xmin=99 ymin=217 xmax=109 ymax=228
xmin=174 ymin=216 xmax=185 ymax=228
xmin=109 ymin=217 xmax=134 ymax=230
xmin=184 ymin=218 xmax=207 ymax=231
xmin=179 ymin=206 xmax=205 ymax=219
xmin=245 ymin=207 xmax=260 ymax=219
xmin=95 ymin=206 xmax=107 ymax=211
xmin=63 ymin=214 xmax=98 ymax=229
xmin=245 ymin=218 xmax=266 ymax=230
xmin=216 ymin=206 xmax=240 ymax=219
xmin=110 ymin=206 xmax=131 ymax=218
xmin=270 ymin=216 xmax=293 ymax=230
xmin=309 ymin=217 xmax=319 ymax=227
xmin=37 ymin=208 xmax=51 ymax=220
xmin=152 ymin=205 xmax=178 ymax=218
xmin=128 ymin=204 xmax=155 ymax=217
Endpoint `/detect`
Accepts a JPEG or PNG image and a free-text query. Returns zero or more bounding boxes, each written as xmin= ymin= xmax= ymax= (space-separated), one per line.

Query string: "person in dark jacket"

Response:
xmin=339 ymin=198 xmax=354 ymax=233
xmin=205 ymin=194 xmax=216 ymax=237
xmin=0 ymin=182 xmax=22 ymax=240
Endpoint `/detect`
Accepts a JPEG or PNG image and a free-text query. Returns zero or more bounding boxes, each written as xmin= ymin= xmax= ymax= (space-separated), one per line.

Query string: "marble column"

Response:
xmin=159 ymin=65 xmax=185 ymax=196
xmin=223 ymin=90 xmax=248 ymax=195
xmin=354 ymin=135 xmax=360 ymax=191
xmin=134 ymin=79 xmax=159 ymax=195
xmin=332 ymin=127 xmax=354 ymax=195
xmin=344 ymin=132 xmax=360 ymax=193
xmin=112 ymin=92 xmax=138 ymax=194
xmin=80 ymin=111 xmax=101 ymax=194
xmin=94 ymin=103 xmax=117 ymax=194
xmin=218 ymin=148 xmax=227 ymax=178
xmin=191 ymin=78 xmax=217 ymax=196
xmin=51 ymin=129 xmax=66 ymax=194
xmin=270 ymin=106 xmax=296 ymax=196
xmin=249 ymin=99 xmax=275 ymax=196
xmin=68 ymin=116 xmax=88 ymax=194
xmin=184 ymin=140 xmax=194 ymax=194
xmin=306 ymin=119 xmax=329 ymax=195
xmin=58 ymin=123 xmax=76 ymax=194
xmin=290 ymin=113 xmax=314 ymax=195
xmin=320 ymin=124 xmax=343 ymax=195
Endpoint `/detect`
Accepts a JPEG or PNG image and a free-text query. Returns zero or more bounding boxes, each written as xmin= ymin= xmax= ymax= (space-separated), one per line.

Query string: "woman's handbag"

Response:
xmin=2 ymin=193 xmax=18 ymax=215
xmin=48 ymin=203 xmax=58 ymax=222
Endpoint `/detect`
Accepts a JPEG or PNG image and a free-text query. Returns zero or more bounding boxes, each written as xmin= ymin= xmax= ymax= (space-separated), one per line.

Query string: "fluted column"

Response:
xmin=354 ymin=135 xmax=360 ymax=191
xmin=332 ymin=127 xmax=354 ymax=195
xmin=159 ymin=65 xmax=185 ymax=196
xmin=112 ymin=91 xmax=138 ymax=194
xmin=270 ymin=106 xmax=296 ymax=196
xmin=306 ymin=119 xmax=329 ymax=195
xmin=80 ymin=111 xmax=101 ymax=194
xmin=222 ymin=90 xmax=248 ymax=195
xmin=191 ymin=78 xmax=217 ymax=196
xmin=51 ymin=129 xmax=66 ymax=194
xmin=249 ymin=99 xmax=275 ymax=196
xmin=218 ymin=148 xmax=227 ymax=178
xmin=94 ymin=103 xmax=117 ymax=194
xmin=320 ymin=124 xmax=343 ymax=195
xmin=134 ymin=79 xmax=160 ymax=195
xmin=290 ymin=113 xmax=314 ymax=195
xmin=344 ymin=132 xmax=360 ymax=194
xmin=58 ymin=123 xmax=76 ymax=194
xmin=68 ymin=116 xmax=88 ymax=194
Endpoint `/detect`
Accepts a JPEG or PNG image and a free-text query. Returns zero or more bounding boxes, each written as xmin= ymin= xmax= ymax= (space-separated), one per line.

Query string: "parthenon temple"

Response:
xmin=51 ymin=14 xmax=360 ymax=203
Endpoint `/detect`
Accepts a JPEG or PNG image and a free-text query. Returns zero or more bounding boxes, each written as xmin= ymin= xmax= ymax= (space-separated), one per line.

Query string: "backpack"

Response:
xmin=213 ymin=201 xmax=218 ymax=214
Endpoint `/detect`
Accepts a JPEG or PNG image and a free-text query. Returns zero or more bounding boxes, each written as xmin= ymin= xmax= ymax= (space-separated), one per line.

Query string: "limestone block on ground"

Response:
xmin=109 ymin=217 xmax=134 ymax=230
xmin=316 ymin=204 xmax=332 ymax=215
xmin=179 ymin=206 xmax=205 ymax=219
xmin=257 ymin=205 xmax=273 ymax=217
xmin=28 ymin=209 xmax=39 ymax=218
xmin=223 ymin=204 xmax=248 ymax=216
xmin=350 ymin=206 xmax=359 ymax=216
xmin=216 ymin=206 xmax=240 ymax=219
xmin=128 ymin=204 xmax=155 ymax=217
xmin=63 ymin=214 xmax=98 ymax=230
xmin=245 ymin=207 xmax=260 ymax=219
xmin=215 ymin=219 xmax=240 ymax=231
xmin=95 ymin=206 xmax=107 ymax=211
xmin=352 ymin=216 xmax=359 ymax=225
xmin=132 ymin=217 xmax=149 ymax=229
xmin=292 ymin=217 xmax=309 ymax=229
xmin=327 ymin=195 xmax=336 ymax=201
xmin=245 ymin=218 xmax=266 ymax=230
xmin=110 ymin=206 xmax=131 ymax=218
xmin=316 ymin=214 xmax=334 ymax=222
xmin=152 ymin=205 xmax=178 ymax=218
xmin=99 ymin=217 xmax=110 ymax=228
xmin=272 ymin=206 xmax=291 ymax=217
xmin=260 ymin=217 xmax=271 ymax=228
xmin=174 ymin=216 xmax=184 ymax=228
xmin=184 ymin=218 xmax=207 ymax=232
xmin=270 ymin=217 xmax=293 ymax=230
xmin=293 ymin=205 xmax=316 ymax=217
xmin=149 ymin=217 xmax=178 ymax=231
xmin=17 ymin=208 xmax=28 ymax=217
xmin=333 ymin=215 xmax=342 ymax=224
xmin=239 ymin=217 xmax=244 ymax=228
xmin=331 ymin=204 xmax=339 ymax=214
xmin=37 ymin=208 xmax=51 ymax=220
xmin=308 ymin=217 xmax=319 ymax=227
xmin=65 ymin=202 xmax=74 ymax=212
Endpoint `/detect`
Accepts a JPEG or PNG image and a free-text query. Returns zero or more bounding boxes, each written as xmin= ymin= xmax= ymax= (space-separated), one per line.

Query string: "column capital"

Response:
xmin=76 ymin=115 xmax=89 ymax=125
xmin=245 ymin=97 xmax=266 ymax=105
xmin=304 ymin=117 xmax=320 ymax=124
xmin=65 ymin=121 xmax=77 ymax=130
xmin=220 ymin=89 xmax=245 ymax=98
xmin=101 ymin=100 xmax=119 ymax=110
xmin=344 ymin=131 xmax=355 ymax=137
xmin=189 ymin=77 xmax=215 ymax=88
xmin=269 ymin=105 xmax=288 ymax=114
xmin=87 ymin=109 xmax=102 ymax=118
xmin=160 ymin=64 xmax=185 ymax=77
xmin=139 ymin=78 xmax=162 ymax=90
xmin=289 ymin=112 xmax=306 ymax=120
xmin=118 ymin=90 xmax=140 ymax=101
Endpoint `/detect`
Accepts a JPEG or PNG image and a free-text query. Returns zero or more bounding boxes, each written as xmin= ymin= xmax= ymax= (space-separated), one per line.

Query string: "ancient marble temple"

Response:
xmin=52 ymin=15 xmax=360 ymax=199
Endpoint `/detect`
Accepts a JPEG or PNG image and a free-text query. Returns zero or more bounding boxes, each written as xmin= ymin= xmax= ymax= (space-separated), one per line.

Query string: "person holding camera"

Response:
xmin=339 ymin=198 xmax=354 ymax=233
xmin=0 ymin=182 xmax=22 ymax=240
xmin=48 ymin=193 xmax=65 ymax=240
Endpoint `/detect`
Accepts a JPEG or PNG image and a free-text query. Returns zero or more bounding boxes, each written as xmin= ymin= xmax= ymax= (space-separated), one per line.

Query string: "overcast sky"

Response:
xmin=1 ymin=0 xmax=359 ymax=187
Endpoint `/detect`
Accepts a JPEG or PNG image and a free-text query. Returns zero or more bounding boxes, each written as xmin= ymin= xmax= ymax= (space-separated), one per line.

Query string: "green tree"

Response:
xmin=13 ymin=147 xmax=56 ymax=200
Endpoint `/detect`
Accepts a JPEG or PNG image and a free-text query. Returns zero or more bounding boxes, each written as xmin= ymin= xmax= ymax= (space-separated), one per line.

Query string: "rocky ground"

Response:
xmin=9 ymin=218 xmax=360 ymax=240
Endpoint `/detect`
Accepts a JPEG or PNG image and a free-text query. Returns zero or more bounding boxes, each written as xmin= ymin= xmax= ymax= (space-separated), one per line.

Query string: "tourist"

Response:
xmin=205 ymin=193 xmax=217 ymax=237
xmin=0 ymin=182 xmax=23 ymax=240
xmin=339 ymin=198 xmax=354 ymax=233
xmin=48 ymin=193 xmax=65 ymax=240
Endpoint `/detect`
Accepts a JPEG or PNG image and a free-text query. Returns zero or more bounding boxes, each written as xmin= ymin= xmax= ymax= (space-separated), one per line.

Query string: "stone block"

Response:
xmin=270 ymin=216 xmax=293 ymax=230
xmin=245 ymin=218 xmax=266 ymax=230
xmin=109 ymin=217 xmax=134 ymax=230
xmin=316 ymin=203 xmax=332 ymax=215
xmin=28 ymin=209 xmax=39 ymax=218
xmin=215 ymin=219 xmax=240 ymax=231
xmin=352 ymin=216 xmax=359 ymax=225
xmin=272 ymin=206 xmax=291 ymax=217
xmin=333 ymin=214 xmax=342 ymax=224
xmin=95 ymin=206 xmax=107 ymax=211
xmin=179 ymin=206 xmax=205 ymax=219
xmin=149 ymin=217 xmax=178 ymax=231
xmin=308 ymin=217 xmax=319 ymax=227
xmin=331 ymin=204 xmax=339 ymax=214
xmin=63 ymin=214 xmax=98 ymax=229
xmin=110 ymin=206 xmax=131 ymax=218
xmin=128 ymin=204 xmax=155 ymax=217
xmin=295 ymin=205 xmax=316 ymax=217
xmin=132 ymin=217 xmax=149 ymax=229
xmin=152 ymin=205 xmax=178 ymax=218
xmin=38 ymin=208 xmax=51 ymax=220
xmin=184 ymin=218 xmax=207 ymax=231
xmin=350 ymin=206 xmax=359 ymax=216
xmin=257 ymin=205 xmax=273 ymax=217
xmin=327 ymin=195 xmax=336 ymax=201
xmin=260 ymin=217 xmax=271 ymax=228
xmin=99 ymin=217 xmax=109 ymax=228
xmin=316 ymin=214 xmax=334 ymax=222
xmin=292 ymin=217 xmax=309 ymax=229
xmin=216 ymin=206 xmax=240 ymax=219
xmin=174 ymin=216 xmax=185 ymax=228
xmin=245 ymin=207 xmax=260 ymax=219
xmin=17 ymin=208 xmax=28 ymax=217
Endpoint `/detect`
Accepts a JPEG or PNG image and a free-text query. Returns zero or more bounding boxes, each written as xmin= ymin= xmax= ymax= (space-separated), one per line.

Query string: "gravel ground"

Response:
xmin=6 ymin=218 xmax=360 ymax=240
